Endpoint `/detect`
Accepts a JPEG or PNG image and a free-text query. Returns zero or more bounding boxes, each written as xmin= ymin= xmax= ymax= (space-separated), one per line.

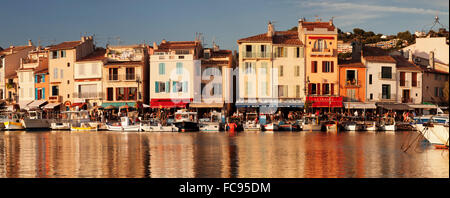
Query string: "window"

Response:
xmin=260 ymin=45 xmax=267 ymax=57
xmin=173 ymin=81 xmax=183 ymax=92
xmin=204 ymin=52 xmax=210 ymax=59
xmin=67 ymin=63 xmax=70 ymax=67
xmin=109 ymin=68 xmax=118 ymax=80
xmin=296 ymin=47 xmax=300 ymax=58
xmin=52 ymin=51 xmax=58 ymax=59
xmin=309 ymin=83 xmax=317 ymax=95
xmin=159 ymin=63 xmax=165 ymax=75
xmin=347 ymin=89 xmax=356 ymax=101
xmin=127 ymin=87 xmax=137 ymax=100
xmin=176 ymin=62 xmax=183 ymax=75
xmin=296 ymin=85 xmax=300 ymax=98
xmin=107 ymin=88 xmax=114 ymax=101
xmin=245 ymin=45 xmax=252 ymax=57
xmin=78 ymin=84 xmax=96 ymax=98
xmin=116 ymin=88 xmax=125 ymax=100
xmin=435 ymin=87 xmax=443 ymax=97
xmin=53 ymin=68 xmax=58 ymax=79
xmin=260 ymin=62 xmax=267 ymax=75
xmin=275 ymin=47 xmax=287 ymax=57
xmin=346 ymin=70 xmax=356 ymax=85
xmin=311 ymin=61 xmax=317 ymax=73
xmin=323 ymin=83 xmax=330 ymax=95
xmin=382 ymin=84 xmax=391 ymax=99
xmin=369 ymin=74 xmax=372 ymax=84
xmin=60 ymin=50 xmax=66 ymax=58
xmin=278 ymin=85 xmax=288 ymax=97
xmin=126 ymin=67 xmax=135 ymax=80
xmin=245 ymin=62 xmax=254 ymax=74
xmin=322 ymin=61 xmax=332 ymax=72
xmin=314 ymin=39 xmax=327 ymax=51
xmin=370 ymin=93 xmax=373 ymax=100
xmin=52 ymin=86 xmax=59 ymax=96
xmin=295 ymin=66 xmax=300 ymax=76
xmin=381 ymin=67 xmax=392 ymax=79
xmin=279 ymin=65 xmax=283 ymax=77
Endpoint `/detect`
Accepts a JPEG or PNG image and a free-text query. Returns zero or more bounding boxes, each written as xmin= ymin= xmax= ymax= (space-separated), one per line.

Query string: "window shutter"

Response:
xmin=311 ymin=61 xmax=315 ymax=73
xmin=317 ymin=83 xmax=321 ymax=95
xmin=35 ymin=88 xmax=38 ymax=100
xmin=42 ymin=88 xmax=45 ymax=99
xmin=35 ymin=76 xmax=38 ymax=83
xmin=173 ymin=81 xmax=177 ymax=92
xmin=308 ymin=83 xmax=312 ymax=95
xmin=331 ymin=84 xmax=335 ymax=95
xmin=323 ymin=84 xmax=326 ymax=95
xmin=166 ymin=81 xmax=170 ymax=93
xmin=155 ymin=81 xmax=159 ymax=93
xmin=322 ymin=61 xmax=325 ymax=72
xmin=183 ymin=82 xmax=188 ymax=93
xmin=331 ymin=61 xmax=334 ymax=72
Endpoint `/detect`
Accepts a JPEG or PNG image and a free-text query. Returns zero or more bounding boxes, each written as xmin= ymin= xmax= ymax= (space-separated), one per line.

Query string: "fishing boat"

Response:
xmin=50 ymin=111 xmax=91 ymax=130
xmin=3 ymin=112 xmax=25 ymax=130
xmin=21 ymin=110 xmax=50 ymax=130
xmin=199 ymin=111 xmax=222 ymax=132
xmin=377 ymin=117 xmax=396 ymax=131
xmin=324 ymin=120 xmax=338 ymax=132
xmin=343 ymin=121 xmax=364 ymax=131
xmin=277 ymin=120 xmax=301 ymax=131
xmin=140 ymin=121 xmax=178 ymax=132
xmin=0 ymin=113 xmax=8 ymax=130
xmin=363 ymin=121 xmax=377 ymax=131
xmin=243 ymin=112 xmax=261 ymax=131
xmin=301 ymin=116 xmax=322 ymax=131
xmin=106 ymin=116 xmax=141 ymax=132
xmin=173 ymin=109 xmax=199 ymax=132
xmin=71 ymin=122 xmax=98 ymax=131
xmin=263 ymin=122 xmax=279 ymax=131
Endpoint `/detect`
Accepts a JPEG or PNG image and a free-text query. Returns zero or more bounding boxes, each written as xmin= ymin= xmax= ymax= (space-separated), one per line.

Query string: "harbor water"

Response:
xmin=0 ymin=130 xmax=448 ymax=178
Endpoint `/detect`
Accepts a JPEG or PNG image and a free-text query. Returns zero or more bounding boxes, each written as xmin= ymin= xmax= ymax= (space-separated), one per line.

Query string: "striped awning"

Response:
xmin=407 ymin=104 xmax=437 ymax=109
xmin=27 ymin=100 xmax=48 ymax=109
xmin=344 ymin=102 xmax=377 ymax=109
xmin=44 ymin=103 xmax=62 ymax=110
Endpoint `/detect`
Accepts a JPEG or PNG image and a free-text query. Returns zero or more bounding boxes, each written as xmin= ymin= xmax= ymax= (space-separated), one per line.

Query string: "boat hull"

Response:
xmin=263 ymin=123 xmax=279 ymax=131
xmin=4 ymin=121 xmax=25 ymax=130
xmin=51 ymin=122 xmax=71 ymax=130
xmin=21 ymin=119 xmax=50 ymax=130
xmin=419 ymin=124 xmax=449 ymax=145
xmin=174 ymin=121 xmax=199 ymax=132
xmin=71 ymin=126 xmax=98 ymax=131
xmin=106 ymin=124 xmax=140 ymax=132
xmin=378 ymin=125 xmax=396 ymax=131
xmin=199 ymin=122 xmax=221 ymax=132
xmin=302 ymin=124 xmax=322 ymax=131
xmin=140 ymin=124 xmax=179 ymax=132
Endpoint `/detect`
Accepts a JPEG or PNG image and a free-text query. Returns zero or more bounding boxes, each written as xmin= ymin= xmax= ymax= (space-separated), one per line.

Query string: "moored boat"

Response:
xmin=173 ymin=109 xmax=199 ymax=132
xmin=377 ymin=117 xmax=396 ymax=131
xmin=3 ymin=112 xmax=25 ymax=130
xmin=324 ymin=120 xmax=338 ymax=132
xmin=21 ymin=110 xmax=50 ymax=130
xmin=301 ymin=116 xmax=322 ymax=131
xmin=243 ymin=112 xmax=261 ymax=131
xmin=106 ymin=116 xmax=141 ymax=132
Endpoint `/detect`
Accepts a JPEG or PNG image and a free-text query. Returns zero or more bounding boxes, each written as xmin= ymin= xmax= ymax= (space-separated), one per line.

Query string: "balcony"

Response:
xmin=378 ymin=93 xmax=396 ymax=101
xmin=311 ymin=48 xmax=333 ymax=56
xmin=401 ymin=97 xmax=413 ymax=103
xmin=345 ymin=80 xmax=361 ymax=88
xmin=107 ymin=74 xmax=141 ymax=81
xmin=49 ymin=95 xmax=62 ymax=102
xmin=243 ymin=52 xmax=271 ymax=59
xmin=378 ymin=72 xmax=396 ymax=80
xmin=73 ymin=92 xmax=104 ymax=99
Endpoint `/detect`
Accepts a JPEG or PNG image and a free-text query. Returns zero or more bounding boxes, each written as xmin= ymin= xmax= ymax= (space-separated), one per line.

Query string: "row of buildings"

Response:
xmin=0 ymin=18 xmax=448 ymax=115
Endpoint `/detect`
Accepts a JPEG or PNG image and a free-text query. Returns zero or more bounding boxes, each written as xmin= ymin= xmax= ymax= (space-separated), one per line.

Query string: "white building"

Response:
xmin=149 ymin=40 xmax=202 ymax=108
xmin=73 ymin=48 xmax=105 ymax=106
xmin=362 ymin=46 xmax=398 ymax=103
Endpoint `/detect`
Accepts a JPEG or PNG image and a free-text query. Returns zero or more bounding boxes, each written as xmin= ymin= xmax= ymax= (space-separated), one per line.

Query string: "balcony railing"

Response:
xmin=73 ymin=92 xmax=104 ymax=99
xmin=378 ymin=93 xmax=396 ymax=101
xmin=401 ymin=97 xmax=413 ymax=103
xmin=243 ymin=52 xmax=271 ymax=59
xmin=107 ymin=74 xmax=141 ymax=81
xmin=378 ymin=72 xmax=396 ymax=80
xmin=345 ymin=80 xmax=361 ymax=88
xmin=311 ymin=48 xmax=333 ymax=56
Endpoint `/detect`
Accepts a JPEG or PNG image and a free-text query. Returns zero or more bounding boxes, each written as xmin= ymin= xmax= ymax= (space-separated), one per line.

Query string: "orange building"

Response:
xmin=338 ymin=57 xmax=366 ymax=102
xmin=34 ymin=59 xmax=49 ymax=101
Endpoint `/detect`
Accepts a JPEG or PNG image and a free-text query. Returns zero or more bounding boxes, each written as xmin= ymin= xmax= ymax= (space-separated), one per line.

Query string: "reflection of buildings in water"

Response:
xmin=228 ymin=136 xmax=239 ymax=178
xmin=303 ymin=133 xmax=341 ymax=178
xmin=148 ymin=133 xmax=195 ymax=178
xmin=193 ymin=133 xmax=230 ymax=178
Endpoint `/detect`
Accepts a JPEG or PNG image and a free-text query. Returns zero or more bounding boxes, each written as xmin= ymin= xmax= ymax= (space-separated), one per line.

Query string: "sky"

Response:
xmin=0 ymin=0 xmax=448 ymax=51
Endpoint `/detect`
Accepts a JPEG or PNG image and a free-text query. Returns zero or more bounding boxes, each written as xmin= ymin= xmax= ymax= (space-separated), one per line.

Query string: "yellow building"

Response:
xmin=236 ymin=22 xmax=305 ymax=110
xmin=298 ymin=18 xmax=341 ymax=109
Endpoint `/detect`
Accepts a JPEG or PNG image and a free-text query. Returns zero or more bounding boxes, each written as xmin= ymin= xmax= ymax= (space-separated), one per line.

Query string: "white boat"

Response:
xmin=324 ymin=121 xmax=338 ymax=132
xmin=344 ymin=121 xmax=364 ymax=131
xmin=21 ymin=110 xmax=51 ymax=130
xmin=301 ymin=116 xmax=322 ymax=131
xmin=50 ymin=111 xmax=91 ymax=130
xmin=199 ymin=111 xmax=222 ymax=132
xmin=106 ymin=117 xmax=141 ymax=132
xmin=3 ymin=112 xmax=25 ymax=130
xmin=0 ymin=113 xmax=8 ymax=129
xmin=140 ymin=122 xmax=178 ymax=132
xmin=243 ymin=112 xmax=261 ymax=131
xmin=263 ymin=122 xmax=279 ymax=131
xmin=416 ymin=115 xmax=449 ymax=146
xmin=364 ymin=121 xmax=377 ymax=131
xmin=377 ymin=117 xmax=396 ymax=131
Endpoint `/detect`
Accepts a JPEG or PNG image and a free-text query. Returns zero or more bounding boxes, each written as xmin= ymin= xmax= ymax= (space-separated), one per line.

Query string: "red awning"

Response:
xmin=306 ymin=96 xmax=343 ymax=108
xmin=150 ymin=98 xmax=192 ymax=108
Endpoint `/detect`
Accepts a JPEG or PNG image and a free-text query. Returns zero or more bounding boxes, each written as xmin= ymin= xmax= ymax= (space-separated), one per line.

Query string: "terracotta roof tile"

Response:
xmin=338 ymin=58 xmax=365 ymax=67
xmin=155 ymin=41 xmax=201 ymax=52
xmin=0 ymin=45 xmax=34 ymax=55
xmin=77 ymin=48 xmax=106 ymax=62
xmin=237 ymin=31 xmax=303 ymax=45
xmin=391 ymin=55 xmax=422 ymax=71
xmin=362 ymin=46 xmax=396 ymax=63
xmin=48 ymin=41 xmax=82 ymax=50
xmin=34 ymin=58 xmax=49 ymax=74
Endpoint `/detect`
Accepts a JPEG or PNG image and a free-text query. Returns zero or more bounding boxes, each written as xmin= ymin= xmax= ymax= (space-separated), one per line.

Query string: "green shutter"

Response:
xmin=173 ymin=81 xmax=177 ymax=92
xmin=42 ymin=88 xmax=45 ymax=99
xmin=166 ymin=81 xmax=170 ymax=93
xmin=155 ymin=81 xmax=159 ymax=93
xmin=183 ymin=82 xmax=188 ymax=93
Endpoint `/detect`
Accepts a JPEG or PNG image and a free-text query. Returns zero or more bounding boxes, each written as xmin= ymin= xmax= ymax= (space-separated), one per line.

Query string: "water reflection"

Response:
xmin=0 ymin=131 xmax=447 ymax=178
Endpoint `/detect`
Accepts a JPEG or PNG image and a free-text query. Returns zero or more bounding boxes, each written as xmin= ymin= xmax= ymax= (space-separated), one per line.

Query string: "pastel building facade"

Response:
xmin=236 ymin=22 xmax=305 ymax=108
xmin=149 ymin=40 xmax=202 ymax=108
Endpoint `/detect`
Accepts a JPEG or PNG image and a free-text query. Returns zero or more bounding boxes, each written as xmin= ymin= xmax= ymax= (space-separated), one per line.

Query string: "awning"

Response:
xmin=18 ymin=101 xmax=32 ymax=109
xmin=44 ymin=103 xmax=62 ymax=110
xmin=142 ymin=104 xmax=150 ymax=108
xmin=101 ymin=102 xmax=136 ymax=108
xmin=408 ymin=104 xmax=437 ymax=109
xmin=27 ymin=100 xmax=48 ymax=109
xmin=344 ymin=102 xmax=377 ymax=109
xmin=306 ymin=96 xmax=343 ymax=108
xmin=71 ymin=103 xmax=87 ymax=108
xmin=235 ymin=99 xmax=304 ymax=108
xmin=150 ymin=99 xmax=191 ymax=108
xmin=189 ymin=102 xmax=224 ymax=108
xmin=378 ymin=103 xmax=413 ymax=110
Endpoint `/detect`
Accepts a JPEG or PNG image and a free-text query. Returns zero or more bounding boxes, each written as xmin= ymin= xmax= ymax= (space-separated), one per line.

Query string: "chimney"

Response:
xmin=351 ymin=41 xmax=362 ymax=60
xmin=408 ymin=49 xmax=413 ymax=62
xmin=28 ymin=40 xmax=33 ymax=46
xmin=329 ymin=18 xmax=333 ymax=26
xmin=429 ymin=51 xmax=435 ymax=69
xmin=161 ymin=39 xmax=167 ymax=44
xmin=267 ymin=21 xmax=275 ymax=37
xmin=81 ymin=36 xmax=86 ymax=42
xmin=153 ymin=42 xmax=158 ymax=50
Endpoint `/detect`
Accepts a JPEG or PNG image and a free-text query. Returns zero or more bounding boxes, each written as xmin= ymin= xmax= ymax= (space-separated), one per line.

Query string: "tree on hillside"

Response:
xmin=353 ymin=28 xmax=365 ymax=36
xmin=397 ymin=31 xmax=415 ymax=44
xmin=289 ymin=26 xmax=298 ymax=31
